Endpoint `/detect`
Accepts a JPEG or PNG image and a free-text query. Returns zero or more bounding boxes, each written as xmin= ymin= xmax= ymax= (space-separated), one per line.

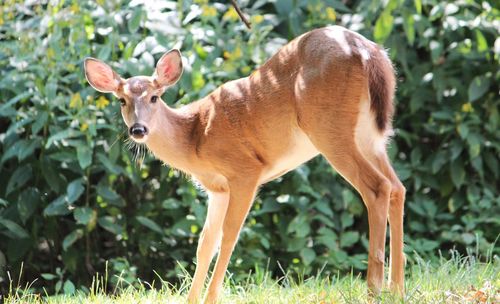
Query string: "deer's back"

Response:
xmin=192 ymin=26 xmax=389 ymax=180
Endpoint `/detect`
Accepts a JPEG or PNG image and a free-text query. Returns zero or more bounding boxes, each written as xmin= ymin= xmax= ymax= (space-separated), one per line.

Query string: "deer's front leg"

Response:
xmin=203 ymin=178 xmax=259 ymax=304
xmin=187 ymin=191 xmax=230 ymax=303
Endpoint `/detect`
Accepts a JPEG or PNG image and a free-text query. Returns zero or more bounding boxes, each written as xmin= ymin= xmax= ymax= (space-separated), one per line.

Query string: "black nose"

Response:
xmin=129 ymin=123 xmax=148 ymax=138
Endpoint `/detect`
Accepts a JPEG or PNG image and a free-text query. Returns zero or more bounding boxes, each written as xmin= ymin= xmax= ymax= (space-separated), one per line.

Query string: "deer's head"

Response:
xmin=84 ymin=49 xmax=183 ymax=143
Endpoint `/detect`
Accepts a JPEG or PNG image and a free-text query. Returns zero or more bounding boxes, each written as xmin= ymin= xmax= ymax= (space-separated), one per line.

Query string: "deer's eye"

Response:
xmin=150 ymin=96 xmax=158 ymax=103
xmin=119 ymin=98 xmax=126 ymax=107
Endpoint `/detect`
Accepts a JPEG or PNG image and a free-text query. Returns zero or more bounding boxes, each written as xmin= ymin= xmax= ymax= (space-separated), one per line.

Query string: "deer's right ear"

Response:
xmin=84 ymin=58 xmax=122 ymax=93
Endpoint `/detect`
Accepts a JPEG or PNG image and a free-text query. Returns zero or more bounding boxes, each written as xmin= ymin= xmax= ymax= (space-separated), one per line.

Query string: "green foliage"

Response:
xmin=0 ymin=0 xmax=498 ymax=295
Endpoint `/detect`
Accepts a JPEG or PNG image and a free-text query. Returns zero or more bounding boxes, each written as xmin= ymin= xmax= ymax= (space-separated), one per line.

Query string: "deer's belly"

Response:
xmin=259 ymin=129 xmax=319 ymax=184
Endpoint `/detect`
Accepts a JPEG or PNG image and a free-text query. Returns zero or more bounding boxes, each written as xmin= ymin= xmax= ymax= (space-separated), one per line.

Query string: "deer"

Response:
xmin=84 ymin=25 xmax=406 ymax=303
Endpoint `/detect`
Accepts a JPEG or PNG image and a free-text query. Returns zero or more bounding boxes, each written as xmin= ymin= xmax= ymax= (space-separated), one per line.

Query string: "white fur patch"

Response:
xmin=260 ymin=129 xmax=319 ymax=183
xmin=354 ymin=99 xmax=388 ymax=159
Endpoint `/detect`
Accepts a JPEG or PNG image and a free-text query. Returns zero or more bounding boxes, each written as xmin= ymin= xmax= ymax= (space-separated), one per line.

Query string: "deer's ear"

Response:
xmin=153 ymin=49 xmax=183 ymax=87
xmin=84 ymin=58 xmax=122 ymax=93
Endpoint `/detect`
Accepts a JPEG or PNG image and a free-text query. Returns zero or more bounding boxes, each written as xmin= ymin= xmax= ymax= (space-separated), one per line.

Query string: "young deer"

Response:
xmin=84 ymin=25 xmax=405 ymax=303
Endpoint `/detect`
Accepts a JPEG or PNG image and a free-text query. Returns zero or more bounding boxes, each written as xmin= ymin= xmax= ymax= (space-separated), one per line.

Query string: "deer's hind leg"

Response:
xmin=351 ymin=94 xmax=406 ymax=294
xmin=316 ymin=140 xmax=391 ymax=294
xmin=299 ymin=93 xmax=392 ymax=294
xmin=358 ymin=145 xmax=406 ymax=294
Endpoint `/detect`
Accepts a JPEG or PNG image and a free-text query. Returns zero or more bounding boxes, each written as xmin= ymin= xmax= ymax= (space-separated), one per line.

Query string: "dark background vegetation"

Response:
xmin=0 ymin=0 xmax=498 ymax=295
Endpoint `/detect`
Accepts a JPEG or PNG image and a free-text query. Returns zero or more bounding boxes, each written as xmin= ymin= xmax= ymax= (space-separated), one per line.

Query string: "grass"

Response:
xmin=4 ymin=254 xmax=499 ymax=303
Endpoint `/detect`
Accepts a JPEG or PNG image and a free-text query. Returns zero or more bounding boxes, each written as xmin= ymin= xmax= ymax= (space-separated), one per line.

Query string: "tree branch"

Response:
xmin=231 ymin=0 xmax=251 ymax=29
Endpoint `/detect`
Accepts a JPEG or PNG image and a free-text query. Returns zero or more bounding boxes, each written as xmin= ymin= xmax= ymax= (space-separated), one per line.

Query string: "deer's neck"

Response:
xmin=145 ymin=103 xmax=198 ymax=172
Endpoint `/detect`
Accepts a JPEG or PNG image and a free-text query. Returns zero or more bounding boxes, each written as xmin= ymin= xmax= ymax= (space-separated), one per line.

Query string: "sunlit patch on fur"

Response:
xmin=324 ymin=25 xmax=352 ymax=55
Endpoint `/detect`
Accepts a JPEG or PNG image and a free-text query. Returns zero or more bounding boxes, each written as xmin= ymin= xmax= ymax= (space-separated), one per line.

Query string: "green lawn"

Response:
xmin=5 ymin=255 xmax=499 ymax=303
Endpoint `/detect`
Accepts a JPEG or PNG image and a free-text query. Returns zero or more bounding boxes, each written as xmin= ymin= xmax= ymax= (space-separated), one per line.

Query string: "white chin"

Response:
xmin=131 ymin=136 xmax=148 ymax=144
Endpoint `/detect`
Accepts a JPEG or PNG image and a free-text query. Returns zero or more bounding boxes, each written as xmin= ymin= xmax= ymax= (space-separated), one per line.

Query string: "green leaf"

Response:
xmin=76 ymin=145 xmax=92 ymax=169
xmin=429 ymin=4 xmax=444 ymax=21
xmin=63 ymin=280 xmax=76 ymax=295
xmin=468 ymin=75 xmax=490 ymax=102
xmin=45 ymin=129 xmax=78 ymax=148
xmin=0 ymin=91 xmax=33 ymax=117
xmin=340 ymin=231 xmax=359 ymax=248
xmin=74 ymin=207 xmax=93 ymax=225
xmin=317 ymin=227 xmax=338 ymax=250
xmin=273 ymin=0 xmax=294 ymax=16
xmin=97 ymin=184 xmax=124 ymax=206
xmin=374 ymin=10 xmax=394 ymax=43
xmin=18 ymin=138 xmax=41 ymax=161
xmin=5 ymin=117 xmax=34 ymax=138
xmin=97 ymin=153 xmax=121 ymax=174
xmin=449 ymin=140 xmax=463 ymax=160
xmin=484 ymin=151 xmax=499 ymax=178
xmin=430 ymin=40 xmax=443 ymax=63
xmin=471 ymin=157 xmax=483 ymax=178
xmin=0 ymin=219 xmax=30 ymax=239
xmin=461 ymin=233 xmax=475 ymax=245
xmin=171 ymin=218 xmax=196 ymax=237
xmin=41 ymin=273 xmax=57 ymax=280
xmin=253 ymin=198 xmax=280 ymax=215
xmin=18 ymin=188 xmax=40 ymax=224
xmin=314 ymin=199 xmax=333 ymax=217
xmin=6 ymin=165 xmax=32 ymax=195
xmin=385 ymin=0 xmax=399 ymax=11
xmin=128 ymin=8 xmax=143 ymax=33
xmin=467 ymin=134 xmax=481 ymax=159
xmin=457 ymin=124 xmax=469 ymax=139
xmin=300 ymin=248 xmax=316 ymax=265
xmin=431 ymin=151 xmax=447 ymax=174
xmin=402 ymin=11 xmax=415 ymax=45
xmin=40 ymin=157 xmax=63 ymax=193
xmin=32 ymin=112 xmax=48 ymax=134
xmin=0 ymin=199 xmax=8 ymax=207
xmin=98 ymin=44 xmax=111 ymax=60
xmin=136 ymin=216 xmax=163 ymax=234
xmin=475 ymin=30 xmax=488 ymax=52
xmin=0 ymin=140 xmax=25 ymax=165
xmin=192 ymin=71 xmax=206 ymax=91
xmin=414 ymin=0 xmax=422 ymax=14
xmin=66 ymin=179 xmax=85 ymax=204
xmin=55 ymin=281 xmax=62 ymax=294
xmin=450 ymin=159 xmax=465 ymax=188
xmin=287 ymin=215 xmax=310 ymax=238
xmin=98 ymin=216 xmax=123 ymax=235
xmin=1 ymin=139 xmax=41 ymax=164
xmin=286 ymin=237 xmax=307 ymax=252
xmin=44 ymin=196 xmax=71 ymax=216
xmin=341 ymin=212 xmax=354 ymax=229
xmin=62 ymin=229 xmax=83 ymax=251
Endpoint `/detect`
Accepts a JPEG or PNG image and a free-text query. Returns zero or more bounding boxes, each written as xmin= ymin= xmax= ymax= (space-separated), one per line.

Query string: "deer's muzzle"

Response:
xmin=129 ymin=123 xmax=148 ymax=139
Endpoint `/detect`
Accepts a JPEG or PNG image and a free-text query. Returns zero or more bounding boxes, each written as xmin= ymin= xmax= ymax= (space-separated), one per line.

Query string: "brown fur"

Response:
xmin=84 ymin=26 xmax=405 ymax=304
xmin=366 ymin=49 xmax=396 ymax=131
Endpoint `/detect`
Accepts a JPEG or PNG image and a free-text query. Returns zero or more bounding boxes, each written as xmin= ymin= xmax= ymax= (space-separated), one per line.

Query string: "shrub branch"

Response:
xmin=231 ymin=0 xmax=251 ymax=29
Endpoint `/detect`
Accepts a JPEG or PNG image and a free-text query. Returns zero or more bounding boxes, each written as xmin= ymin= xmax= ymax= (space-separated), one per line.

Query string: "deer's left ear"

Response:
xmin=153 ymin=49 xmax=183 ymax=87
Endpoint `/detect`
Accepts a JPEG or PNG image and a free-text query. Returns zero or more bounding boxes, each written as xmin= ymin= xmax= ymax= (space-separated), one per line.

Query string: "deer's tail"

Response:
xmin=366 ymin=48 xmax=396 ymax=132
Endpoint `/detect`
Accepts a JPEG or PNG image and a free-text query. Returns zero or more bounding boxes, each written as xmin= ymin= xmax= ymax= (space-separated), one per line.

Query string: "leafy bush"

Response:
xmin=0 ymin=0 xmax=498 ymax=294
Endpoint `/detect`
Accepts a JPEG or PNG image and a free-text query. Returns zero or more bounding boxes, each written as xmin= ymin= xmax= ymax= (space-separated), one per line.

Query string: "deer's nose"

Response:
xmin=129 ymin=123 xmax=148 ymax=138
